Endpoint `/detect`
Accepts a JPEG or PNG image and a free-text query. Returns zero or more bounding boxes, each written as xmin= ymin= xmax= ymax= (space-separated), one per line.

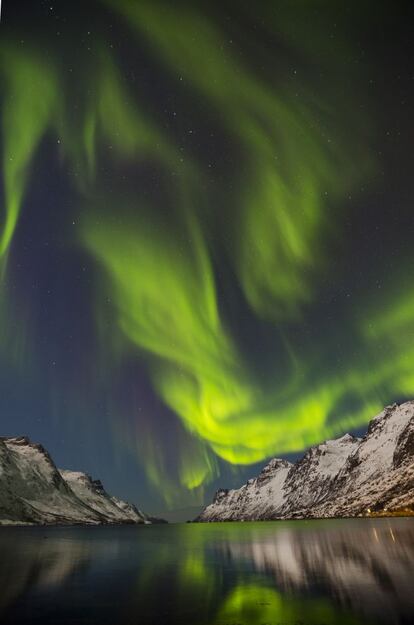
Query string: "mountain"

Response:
xmin=0 ymin=436 xmax=149 ymax=525
xmin=198 ymin=401 xmax=414 ymax=521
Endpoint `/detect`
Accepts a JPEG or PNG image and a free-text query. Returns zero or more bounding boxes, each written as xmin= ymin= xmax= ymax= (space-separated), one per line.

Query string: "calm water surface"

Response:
xmin=0 ymin=518 xmax=413 ymax=625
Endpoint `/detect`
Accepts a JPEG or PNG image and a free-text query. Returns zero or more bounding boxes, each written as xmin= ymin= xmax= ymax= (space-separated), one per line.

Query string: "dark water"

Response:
xmin=0 ymin=518 xmax=413 ymax=625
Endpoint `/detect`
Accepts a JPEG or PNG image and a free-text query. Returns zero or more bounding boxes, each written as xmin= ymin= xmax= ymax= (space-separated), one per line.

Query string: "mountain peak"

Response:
xmin=0 ymin=436 xmax=31 ymax=445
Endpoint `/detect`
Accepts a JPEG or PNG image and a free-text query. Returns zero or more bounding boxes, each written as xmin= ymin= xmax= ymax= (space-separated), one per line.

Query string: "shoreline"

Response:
xmin=1 ymin=512 xmax=413 ymax=528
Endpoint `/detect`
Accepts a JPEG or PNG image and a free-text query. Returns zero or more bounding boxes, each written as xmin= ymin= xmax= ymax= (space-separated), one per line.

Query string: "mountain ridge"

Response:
xmin=197 ymin=401 xmax=414 ymax=521
xmin=0 ymin=435 xmax=151 ymax=525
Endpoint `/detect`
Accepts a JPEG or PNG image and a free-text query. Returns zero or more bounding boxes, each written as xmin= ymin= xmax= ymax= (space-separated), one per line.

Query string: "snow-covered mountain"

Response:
xmin=198 ymin=401 xmax=414 ymax=521
xmin=0 ymin=436 xmax=149 ymax=525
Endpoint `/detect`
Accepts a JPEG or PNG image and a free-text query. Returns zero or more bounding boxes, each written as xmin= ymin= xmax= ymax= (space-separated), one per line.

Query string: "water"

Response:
xmin=0 ymin=518 xmax=413 ymax=625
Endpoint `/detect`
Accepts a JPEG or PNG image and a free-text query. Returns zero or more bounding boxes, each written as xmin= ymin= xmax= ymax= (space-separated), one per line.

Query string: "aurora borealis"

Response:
xmin=1 ymin=0 xmax=414 ymax=514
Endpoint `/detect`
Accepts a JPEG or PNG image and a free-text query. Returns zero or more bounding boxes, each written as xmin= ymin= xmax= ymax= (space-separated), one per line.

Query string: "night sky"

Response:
xmin=1 ymin=0 xmax=414 ymax=519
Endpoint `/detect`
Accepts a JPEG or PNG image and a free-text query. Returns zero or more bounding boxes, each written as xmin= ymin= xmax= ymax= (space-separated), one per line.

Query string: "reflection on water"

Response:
xmin=0 ymin=535 xmax=90 ymax=611
xmin=0 ymin=518 xmax=413 ymax=625
xmin=224 ymin=522 xmax=414 ymax=624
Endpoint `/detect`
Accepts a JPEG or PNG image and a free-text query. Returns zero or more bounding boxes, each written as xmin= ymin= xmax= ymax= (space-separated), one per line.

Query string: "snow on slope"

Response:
xmin=0 ymin=436 xmax=148 ymax=525
xmin=204 ymin=459 xmax=292 ymax=522
xmin=60 ymin=470 xmax=148 ymax=524
xmin=281 ymin=433 xmax=360 ymax=516
xmin=198 ymin=401 xmax=414 ymax=521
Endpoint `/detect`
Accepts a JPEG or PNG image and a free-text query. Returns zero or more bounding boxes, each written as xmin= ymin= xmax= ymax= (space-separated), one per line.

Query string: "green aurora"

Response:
xmin=1 ymin=0 xmax=413 ymax=505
